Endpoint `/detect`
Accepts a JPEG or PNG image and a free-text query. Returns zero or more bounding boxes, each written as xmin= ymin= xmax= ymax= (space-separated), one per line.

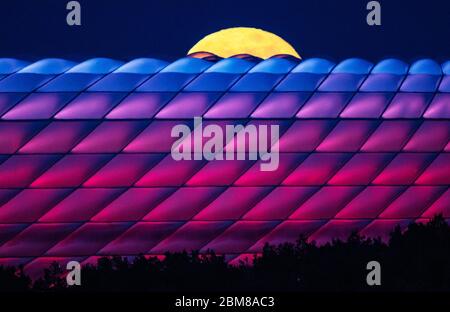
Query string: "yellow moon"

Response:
xmin=188 ymin=27 xmax=300 ymax=59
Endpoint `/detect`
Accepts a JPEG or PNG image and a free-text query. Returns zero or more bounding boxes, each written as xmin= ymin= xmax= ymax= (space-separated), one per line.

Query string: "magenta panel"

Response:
xmin=421 ymin=189 xmax=450 ymax=218
xmin=403 ymin=121 xmax=450 ymax=151
xmin=193 ymin=187 xmax=272 ymax=220
xmin=0 ymin=223 xmax=28 ymax=246
xmin=278 ymin=120 xmax=336 ymax=152
xmin=204 ymin=93 xmax=266 ymax=118
xmin=0 ymin=121 xmax=46 ymax=153
xmin=416 ymin=154 xmax=450 ymax=185
xmin=92 ymin=188 xmax=175 ymax=222
xmin=186 ymin=159 xmax=254 ymax=186
xmin=156 ymin=92 xmax=221 ymax=118
xmin=359 ymin=219 xmax=411 ymax=242
xmin=424 ymin=93 xmax=450 ymax=118
xmin=361 ymin=121 xmax=420 ymax=152
xmin=297 ymin=92 xmax=352 ymax=118
xmin=308 ymin=220 xmax=370 ymax=245
xmin=143 ymin=187 xmax=225 ymax=221
xmin=289 ymin=186 xmax=363 ymax=219
xmin=106 ymin=93 xmax=174 ymax=119
xmin=251 ymin=92 xmax=310 ymax=118
xmin=55 ymin=93 xmax=126 ymax=119
xmin=382 ymin=93 xmax=432 ymax=118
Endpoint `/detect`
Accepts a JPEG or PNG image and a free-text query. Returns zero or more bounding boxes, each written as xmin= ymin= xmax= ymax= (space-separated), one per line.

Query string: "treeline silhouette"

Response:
xmin=1 ymin=215 xmax=450 ymax=292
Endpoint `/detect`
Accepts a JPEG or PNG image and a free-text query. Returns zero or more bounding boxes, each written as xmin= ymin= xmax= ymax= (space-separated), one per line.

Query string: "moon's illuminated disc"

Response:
xmin=188 ymin=27 xmax=300 ymax=59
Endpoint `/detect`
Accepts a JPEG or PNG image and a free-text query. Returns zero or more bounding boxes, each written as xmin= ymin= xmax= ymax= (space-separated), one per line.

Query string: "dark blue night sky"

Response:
xmin=0 ymin=0 xmax=449 ymax=62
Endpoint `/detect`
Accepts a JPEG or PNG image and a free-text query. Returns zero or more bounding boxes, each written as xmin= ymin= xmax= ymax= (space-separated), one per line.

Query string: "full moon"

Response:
xmin=188 ymin=27 xmax=300 ymax=59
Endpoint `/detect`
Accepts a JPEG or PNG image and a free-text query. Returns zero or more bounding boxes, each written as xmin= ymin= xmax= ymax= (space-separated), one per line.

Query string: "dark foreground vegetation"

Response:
xmin=1 ymin=215 xmax=450 ymax=292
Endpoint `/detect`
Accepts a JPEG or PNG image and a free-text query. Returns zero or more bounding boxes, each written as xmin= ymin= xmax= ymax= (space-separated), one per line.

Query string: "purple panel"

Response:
xmin=106 ymin=93 xmax=174 ymax=119
xmin=317 ymin=74 xmax=366 ymax=92
xmin=400 ymin=75 xmax=441 ymax=92
xmin=373 ymin=153 xmax=435 ymax=185
xmin=403 ymin=121 xmax=450 ymax=151
xmin=383 ymin=93 xmax=432 ymax=118
xmin=39 ymin=188 xmax=124 ymax=222
xmin=278 ymin=120 xmax=336 ymax=152
xmin=316 ymin=120 xmax=378 ymax=152
xmin=45 ymin=223 xmax=132 ymax=256
xmin=2 ymin=93 xmax=75 ymax=120
xmin=424 ymin=94 xmax=450 ymax=118
xmin=297 ymin=93 xmax=352 ymax=118
xmin=0 ymin=121 xmax=47 ymax=153
xmin=251 ymin=92 xmax=310 ymax=118
xmin=380 ymin=186 xmax=446 ymax=218
xmin=193 ymin=187 xmax=272 ymax=220
xmin=92 ymin=188 xmax=175 ymax=222
xmin=24 ymin=257 xmax=85 ymax=280
xmin=359 ymin=74 xmax=404 ymax=92
xmin=361 ymin=121 xmax=419 ymax=152
xmin=83 ymin=154 xmax=162 ymax=187
xmin=340 ymin=93 xmax=391 ymax=118
xmin=0 ymin=223 xmax=79 ymax=257
xmin=204 ymin=93 xmax=266 ymax=118
xmin=143 ymin=187 xmax=225 ymax=221
xmin=151 ymin=221 xmax=232 ymax=253
xmin=0 ymin=223 xmax=28 ymax=246
xmin=359 ymin=219 xmax=410 ymax=242
xmin=289 ymin=186 xmax=363 ymax=219
xmin=201 ymin=221 xmax=279 ymax=254
xmin=0 ymin=189 xmax=71 ymax=223
xmin=0 ymin=93 xmax=26 ymax=117
xmin=421 ymin=189 xmax=450 ymax=218
xmin=283 ymin=153 xmax=350 ymax=185
xmin=156 ymin=92 xmax=221 ymax=118
xmin=19 ymin=121 xmax=98 ymax=153
xmin=416 ymin=154 xmax=450 ymax=185
xmin=55 ymin=93 xmax=126 ymax=119
xmin=439 ymin=75 xmax=450 ymax=92
xmin=328 ymin=153 xmax=394 ymax=185
xmin=335 ymin=186 xmax=405 ymax=219
xmin=72 ymin=121 xmax=148 ymax=153
xmin=308 ymin=220 xmax=370 ymax=245
xmin=243 ymin=187 xmax=318 ymax=220
xmin=98 ymin=222 xmax=182 ymax=255
xmin=186 ymin=159 xmax=254 ymax=186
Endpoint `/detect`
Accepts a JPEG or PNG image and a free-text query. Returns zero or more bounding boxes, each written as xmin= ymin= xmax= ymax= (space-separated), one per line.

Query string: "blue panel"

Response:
xmin=442 ymin=61 xmax=450 ymax=75
xmin=275 ymin=73 xmax=326 ymax=91
xmin=332 ymin=58 xmax=373 ymax=74
xmin=67 ymin=58 xmax=124 ymax=74
xmin=114 ymin=58 xmax=168 ymax=74
xmin=360 ymin=74 xmax=404 ymax=92
xmin=0 ymin=74 xmax=54 ymax=92
xmin=205 ymin=58 xmax=256 ymax=73
xmin=318 ymin=73 xmax=366 ymax=92
xmin=184 ymin=73 xmax=241 ymax=91
xmin=19 ymin=58 xmax=75 ymax=74
xmin=160 ymin=57 xmax=212 ymax=73
xmin=88 ymin=73 xmax=151 ymax=92
xmin=136 ymin=73 xmax=197 ymax=92
xmin=409 ymin=59 xmax=442 ymax=75
xmin=0 ymin=59 xmax=29 ymax=74
xmin=400 ymin=75 xmax=441 ymax=92
xmin=438 ymin=76 xmax=450 ymax=92
xmin=371 ymin=59 xmax=409 ymax=74
xmin=292 ymin=58 xmax=335 ymax=74
xmin=231 ymin=73 xmax=285 ymax=91
xmin=38 ymin=73 xmax=103 ymax=92
xmin=248 ymin=58 xmax=297 ymax=74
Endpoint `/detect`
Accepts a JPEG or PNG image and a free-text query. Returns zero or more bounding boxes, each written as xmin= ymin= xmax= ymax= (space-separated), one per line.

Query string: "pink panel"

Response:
xmin=446 ymin=141 xmax=450 ymax=152
xmin=340 ymin=93 xmax=391 ymax=118
xmin=289 ymin=186 xmax=363 ymax=219
xmin=0 ymin=223 xmax=79 ymax=257
xmin=283 ymin=153 xmax=350 ymax=185
xmin=403 ymin=121 xmax=450 ymax=151
xmin=98 ymin=222 xmax=182 ymax=255
xmin=106 ymin=92 xmax=174 ymax=119
xmin=72 ymin=121 xmax=148 ymax=153
xmin=39 ymin=188 xmax=124 ymax=222
xmin=297 ymin=92 xmax=351 ymax=118
xmin=19 ymin=121 xmax=98 ymax=153
xmin=316 ymin=120 xmax=378 ymax=152
xmin=92 ymin=187 xmax=175 ymax=221
xmin=123 ymin=121 xmax=192 ymax=153
xmin=83 ymin=154 xmax=162 ymax=187
xmin=186 ymin=159 xmax=254 ymax=186
xmin=45 ymin=223 xmax=132 ymax=256
xmin=0 ymin=189 xmax=19 ymax=207
xmin=308 ymin=220 xmax=370 ymax=245
xmin=24 ymin=257 xmax=85 ymax=280
xmin=234 ymin=154 xmax=306 ymax=186
xmin=277 ymin=120 xmax=336 ymax=152
xmin=361 ymin=121 xmax=419 ymax=152
xmin=328 ymin=153 xmax=394 ymax=185
xmin=135 ymin=155 xmax=204 ymax=187
xmin=0 ymin=189 xmax=71 ymax=222
xmin=243 ymin=187 xmax=318 ymax=220
xmin=156 ymin=92 xmax=220 ymax=119
xmin=204 ymin=92 xmax=265 ymax=118
xmin=372 ymin=153 xmax=434 ymax=185
xmin=421 ymin=189 xmax=450 ymax=218
xmin=55 ymin=93 xmax=126 ymax=119
xmin=151 ymin=221 xmax=232 ymax=253
xmin=359 ymin=219 xmax=410 ymax=243
xmin=424 ymin=93 xmax=450 ymax=118
xmin=0 ymin=155 xmax=60 ymax=187
xmin=248 ymin=220 xmax=326 ymax=252
xmin=193 ymin=187 xmax=272 ymax=220
xmin=415 ymin=154 xmax=450 ymax=185
xmin=380 ymin=186 xmax=446 ymax=218
xmin=0 ymin=121 xmax=46 ymax=153
xmin=383 ymin=93 xmax=431 ymax=119
xmin=251 ymin=92 xmax=309 ymax=118
xmin=31 ymin=154 xmax=112 ymax=187
xmin=201 ymin=221 xmax=279 ymax=254
xmin=143 ymin=187 xmax=225 ymax=221
xmin=335 ymin=186 xmax=405 ymax=218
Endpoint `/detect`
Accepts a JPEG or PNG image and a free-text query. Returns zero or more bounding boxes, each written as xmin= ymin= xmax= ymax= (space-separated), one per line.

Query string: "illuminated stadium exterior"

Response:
xmin=0 ymin=55 xmax=448 ymax=278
